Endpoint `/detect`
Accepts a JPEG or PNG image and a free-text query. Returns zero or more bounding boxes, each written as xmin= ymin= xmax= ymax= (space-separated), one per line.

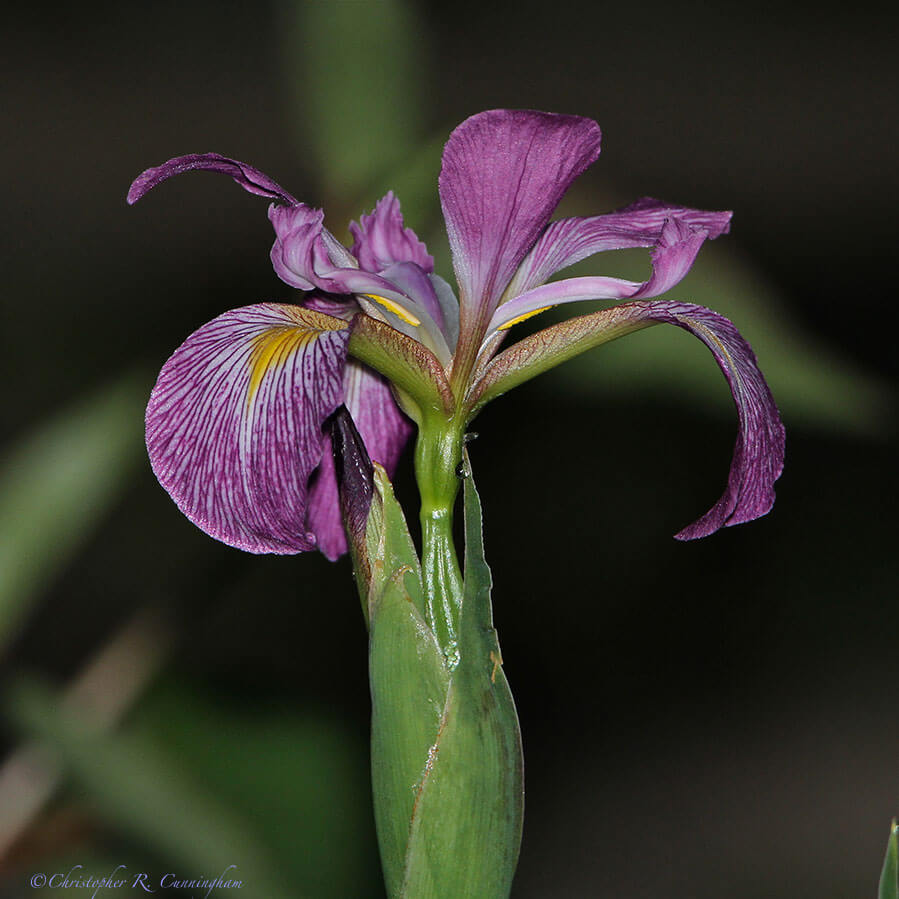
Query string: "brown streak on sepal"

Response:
xmin=348 ymin=314 xmax=455 ymax=420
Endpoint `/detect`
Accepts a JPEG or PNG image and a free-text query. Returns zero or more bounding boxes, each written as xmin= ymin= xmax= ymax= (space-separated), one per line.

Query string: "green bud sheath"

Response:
xmin=363 ymin=460 xmax=524 ymax=898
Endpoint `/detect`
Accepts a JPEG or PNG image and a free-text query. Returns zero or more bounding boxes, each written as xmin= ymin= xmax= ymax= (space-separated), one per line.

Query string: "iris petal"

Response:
xmin=489 ymin=218 xmax=715 ymax=333
xmin=471 ymin=300 xmax=785 ymax=539
xmin=349 ymin=191 xmax=434 ymax=274
xmin=439 ymin=109 xmax=602 ymax=325
xmin=146 ymin=303 xmax=349 ymax=554
xmin=127 ymin=153 xmax=298 ymax=206
xmin=306 ymin=361 xmax=413 ymax=560
xmin=507 ymin=198 xmax=732 ymax=297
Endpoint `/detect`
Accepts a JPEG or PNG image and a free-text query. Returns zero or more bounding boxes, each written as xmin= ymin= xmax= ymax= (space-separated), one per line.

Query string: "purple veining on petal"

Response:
xmin=349 ymin=191 xmax=434 ymax=274
xmin=439 ymin=109 xmax=602 ymax=325
xmin=305 ymin=360 xmax=412 ymax=559
xmin=489 ymin=218 xmax=714 ymax=332
xmin=146 ymin=303 xmax=349 ymax=554
xmin=508 ymin=198 xmax=732 ymax=296
xmin=632 ymin=301 xmax=784 ymax=539
xmin=127 ymin=153 xmax=298 ymax=206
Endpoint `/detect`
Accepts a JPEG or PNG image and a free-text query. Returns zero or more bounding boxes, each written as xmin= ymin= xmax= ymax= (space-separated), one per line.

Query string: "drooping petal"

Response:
xmin=127 ymin=153 xmax=298 ymax=206
xmin=507 ymin=198 xmax=732 ymax=296
xmin=349 ymin=191 xmax=434 ymax=274
xmin=306 ymin=361 xmax=413 ymax=560
xmin=146 ymin=303 xmax=349 ymax=554
xmin=439 ymin=109 xmax=602 ymax=325
xmin=489 ymin=218 xmax=714 ymax=333
xmin=470 ymin=300 xmax=785 ymax=539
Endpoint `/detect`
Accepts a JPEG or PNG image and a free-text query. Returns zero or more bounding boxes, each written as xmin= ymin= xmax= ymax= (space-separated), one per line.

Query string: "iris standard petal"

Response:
xmin=489 ymin=218 xmax=713 ymax=333
xmin=349 ymin=191 xmax=434 ymax=274
xmin=127 ymin=153 xmax=298 ymax=206
xmin=507 ymin=198 xmax=732 ymax=296
xmin=306 ymin=360 xmax=413 ymax=560
xmin=471 ymin=300 xmax=784 ymax=539
xmin=146 ymin=303 xmax=349 ymax=554
xmin=439 ymin=109 xmax=602 ymax=322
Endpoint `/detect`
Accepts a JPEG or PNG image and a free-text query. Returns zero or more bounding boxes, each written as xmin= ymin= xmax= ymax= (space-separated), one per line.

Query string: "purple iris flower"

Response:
xmin=129 ymin=109 xmax=784 ymax=559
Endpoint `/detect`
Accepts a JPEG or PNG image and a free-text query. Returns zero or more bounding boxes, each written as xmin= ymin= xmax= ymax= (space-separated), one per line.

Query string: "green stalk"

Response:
xmin=358 ymin=427 xmax=523 ymax=898
xmin=414 ymin=415 xmax=465 ymax=667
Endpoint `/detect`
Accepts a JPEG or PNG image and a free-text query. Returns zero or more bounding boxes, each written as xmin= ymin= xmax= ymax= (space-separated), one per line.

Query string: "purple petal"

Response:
xmin=508 ymin=198 xmax=732 ymax=295
xmin=127 ymin=153 xmax=298 ymax=206
xmin=146 ymin=303 xmax=350 ymax=554
xmin=306 ymin=360 xmax=413 ymax=560
xmin=379 ymin=262 xmax=446 ymax=334
xmin=439 ymin=109 xmax=602 ymax=325
xmin=472 ymin=301 xmax=785 ymax=539
xmin=349 ymin=191 xmax=434 ymax=274
xmin=269 ymin=204 xmax=452 ymax=359
xmin=490 ymin=218 xmax=715 ymax=332
xmin=269 ymin=204 xmax=358 ymax=292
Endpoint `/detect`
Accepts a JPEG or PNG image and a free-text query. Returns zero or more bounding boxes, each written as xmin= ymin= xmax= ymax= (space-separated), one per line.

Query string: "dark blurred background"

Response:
xmin=1 ymin=1 xmax=897 ymax=896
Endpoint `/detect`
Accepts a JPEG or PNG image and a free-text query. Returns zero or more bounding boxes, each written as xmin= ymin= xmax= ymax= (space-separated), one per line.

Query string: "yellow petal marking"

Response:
xmin=363 ymin=294 xmax=421 ymax=327
xmin=247 ymin=326 xmax=315 ymax=405
xmin=496 ymin=305 xmax=554 ymax=330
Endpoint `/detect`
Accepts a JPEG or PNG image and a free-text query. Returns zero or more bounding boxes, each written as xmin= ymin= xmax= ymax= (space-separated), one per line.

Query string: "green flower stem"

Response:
xmin=353 ymin=413 xmax=522 ymax=897
xmin=414 ymin=414 xmax=465 ymax=666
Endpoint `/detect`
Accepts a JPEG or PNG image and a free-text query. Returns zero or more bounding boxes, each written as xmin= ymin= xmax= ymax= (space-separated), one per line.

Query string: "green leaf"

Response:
xmin=881 ymin=819 xmax=899 ymax=899
xmin=0 ymin=373 xmax=146 ymax=652
xmin=7 ymin=679 xmax=294 ymax=899
xmin=396 ymin=453 xmax=523 ymax=898
xmin=366 ymin=467 xmax=450 ymax=896
xmin=281 ymin=0 xmax=428 ymax=205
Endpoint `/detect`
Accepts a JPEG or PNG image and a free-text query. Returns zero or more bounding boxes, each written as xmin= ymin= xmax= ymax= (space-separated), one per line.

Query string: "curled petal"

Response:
xmin=269 ymin=208 xmax=451 ymax=361
xmin=508 ymin=198 xmax=732 ymax=296
xmin=490 ymin=218 xmax=715 ymax=333
xmin=471 ymin=301 xmax=785 ymax=539
xmin=439 ymin=109 xmax=602 ymax=323
xmin=349 ymin=191 xmax=434 ymax=274
xmin=306 ymin=361 xmax=413 ymax=560
xmin=127 ymin=153 xmax=298 ymax=206
xmin=269 ymin=204 xmax=359 ymax=292
xmin=146 ymin=304 xmax=349 ymax=554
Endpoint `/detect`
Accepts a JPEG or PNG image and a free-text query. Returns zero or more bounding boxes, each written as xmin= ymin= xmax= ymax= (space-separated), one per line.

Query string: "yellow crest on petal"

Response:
xmin=247 ymin=326 xmax=316 ymax=404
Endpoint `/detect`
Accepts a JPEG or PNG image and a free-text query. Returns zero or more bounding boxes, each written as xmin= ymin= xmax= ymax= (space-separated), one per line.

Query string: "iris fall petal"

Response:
xmin=146 ymin=303 xmax=349 ymax=554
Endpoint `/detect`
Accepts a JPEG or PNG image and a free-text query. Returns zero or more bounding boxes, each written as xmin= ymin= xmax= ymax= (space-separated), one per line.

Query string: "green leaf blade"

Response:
xmin=881 ymin=819 xmax=898 ymax=899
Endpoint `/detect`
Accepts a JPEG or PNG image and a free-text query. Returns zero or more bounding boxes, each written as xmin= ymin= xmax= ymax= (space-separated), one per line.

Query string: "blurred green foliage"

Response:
xmin=280 ymin=0 xmax=429 ymax=212
xmin=8 ymin=678 xmax=380 ymax=897
xmin=0 ymin=373 xmax=147 ymax=654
